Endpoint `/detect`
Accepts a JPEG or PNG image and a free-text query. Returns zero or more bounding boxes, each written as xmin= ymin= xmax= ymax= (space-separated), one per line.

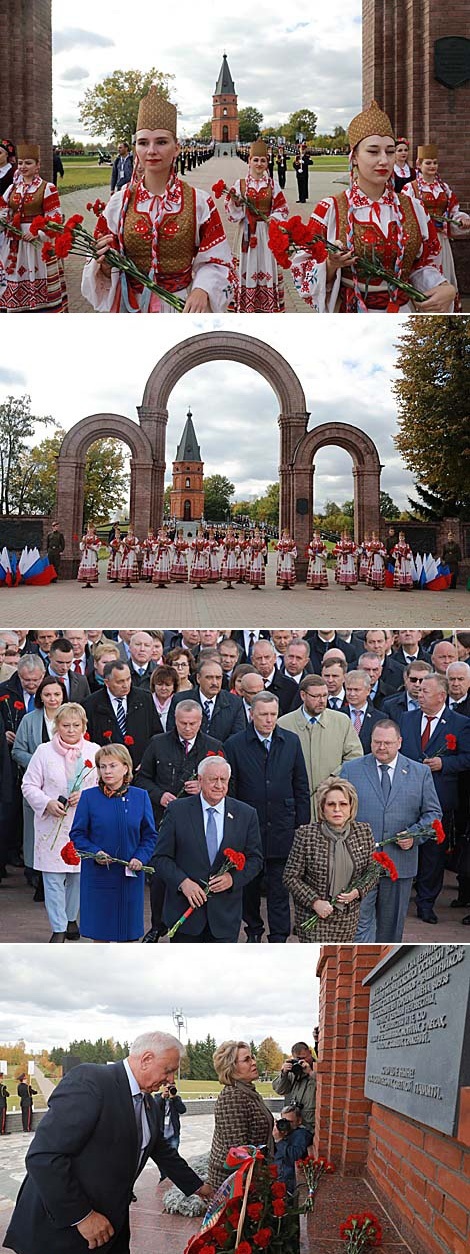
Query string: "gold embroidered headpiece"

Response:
xmin=249 ymin=140 xmax=268 ymax=159
xmin=348 ymin=101 xmax=394 ymax=149
xmin=417 ymin=144 xmax=438 ymax=160
xmin=17 ymin=142 xmax=40 ymax=160
xmin=136 ymin=87 xmax=177 ymax=136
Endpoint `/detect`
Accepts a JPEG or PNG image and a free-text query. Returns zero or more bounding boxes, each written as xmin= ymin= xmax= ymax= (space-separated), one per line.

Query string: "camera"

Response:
xmin=276 ymin=1118 xmax=292 ymax=1134
xmin=287 ymin=1058 xmax=305 ymax=1080
xmin=168 ymin=1085 xmax=177 ymax=1096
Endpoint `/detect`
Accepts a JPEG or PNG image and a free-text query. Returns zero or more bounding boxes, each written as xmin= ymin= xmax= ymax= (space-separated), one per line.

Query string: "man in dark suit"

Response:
xmin=83 ymin=661 xmax=163 ymax=769
xmin=321 ymin=658 xmax=348 ymax=711
xmin=251 ymin=639 xmax=298 ymax=715
xmin=225 ymin=691 xmax=310 ymax=943
xmin=126 ymin=632 xmax=157 ymax=689
xmin=155 ymin=756 xmax=262 ymax=942
xmin=230 ymin=629 xmax=271 ymax=664
xmin=363 ymin=630 xmax=404 ymax=690
xmin=17 ymin=1074 xmax=37 ymax=1133
xmin=305 ymin=631 xmax=356 ymax=675
xmin=446 ymin=662 xmax=470 ymax=717
xmin=153 ymin=1084 xmax=187 ymax=1179
xmin=446 ymin=663 xmax=470 ymax=911
xmin=400 ymin=672 xmax=470 ymax=922
xmin=356 ymin=653 xmax=396 ymax=708
xmin=110 ymin=140 xmax=133 ymax=191
xmin=27 ymin=630 xmax=59 ymax=665
xmin=382 ymin=661 xmax=433 ymax=725
xmin=63 ymin=629 xmax=95 ymax=681
xmin=48 ymin=639 xmax=90 ymax=703
xmin=0 ymin=654 xmax=46 ymax=867
xmin=392 ymin=629 xmax=432 ymax=670
xmin=167 ymin=657 xmax=245 ymax=741
xmin=45 ymin=521 xmax=65 ymax=577
xmin=343 ymin=671 xmax=384 ymax=753
xmin=4 ymin=1032 xmax=210 ymax=1254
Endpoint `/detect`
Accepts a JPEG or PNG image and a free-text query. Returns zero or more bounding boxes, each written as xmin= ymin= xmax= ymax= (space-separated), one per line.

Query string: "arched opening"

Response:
xmin=183 ymin=499 xmax=191 ymax=521
xmin=185 ymin=476 xmax=191 ymax=488
xmin=222 ymin=125 xmax=229 ymax=141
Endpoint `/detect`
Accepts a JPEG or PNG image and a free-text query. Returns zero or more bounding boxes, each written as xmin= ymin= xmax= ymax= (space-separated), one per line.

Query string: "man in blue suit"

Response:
xmin=167 ymin=657 xmax=245 ymax=742
xmin=155 ymin=755 xmax=262 ymax=942
xmin=340 ymin=719 xmax=442 ymax=942
xmin=225 ymin=691 xmax=310 ymax=943
xmin=399 ymin=672 xmax=470 ymax=922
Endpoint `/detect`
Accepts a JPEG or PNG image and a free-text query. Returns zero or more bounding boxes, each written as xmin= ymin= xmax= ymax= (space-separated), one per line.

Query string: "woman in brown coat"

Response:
xmin=208 ymin=1041 xmax=274 ymax=1189
xmin=283 ymin=776 xmax=378 ymax=942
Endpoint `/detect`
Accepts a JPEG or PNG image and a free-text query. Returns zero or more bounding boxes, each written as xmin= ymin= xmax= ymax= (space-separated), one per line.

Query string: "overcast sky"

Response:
xmin=51 ymin=0 xmax=362 ymax=140
xmin=0 ymin=946 xmax=319 ymax=1054
xmin=0 ymin=313 xmax=414 ymax=512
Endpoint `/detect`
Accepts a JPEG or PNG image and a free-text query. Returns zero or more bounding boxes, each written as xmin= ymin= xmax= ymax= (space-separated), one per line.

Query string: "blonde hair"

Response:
xmin=53 ymin=702 xmax=87 ymax=732
xmin=92 ymin=640 xmax=120 ymax=663
xmin=316 ymin=775 xmax=358 ymax=821
xmin=213 ymin=1040 xmax=249 ymax=1086
xmin=95 ymin=743 xmax=134 ymax=783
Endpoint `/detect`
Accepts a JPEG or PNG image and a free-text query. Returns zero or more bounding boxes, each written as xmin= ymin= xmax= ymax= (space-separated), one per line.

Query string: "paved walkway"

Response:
xmin=0 ymin=561 xmax=466 ymax=629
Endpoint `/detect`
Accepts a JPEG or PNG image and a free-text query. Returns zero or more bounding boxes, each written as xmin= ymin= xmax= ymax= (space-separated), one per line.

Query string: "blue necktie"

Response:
xmin=330 ymin=698 xmax=339 ymax=709
xmin=28 ymin=694 xmax=35 ymax=712
xmin=203 ymin=700 xmax=212 ymax=723
xmin=205 ymin=807 xmax=219 ymax=864
xmin=309 ymin=717 xmax=318 ymax=724
xmin=380 ymin=764 xmax=391 ymax=801
xmin=133 ymin=1092 xmax=144 ymax=1164
xmin=115 ymin=699 xmax=127 ymax=737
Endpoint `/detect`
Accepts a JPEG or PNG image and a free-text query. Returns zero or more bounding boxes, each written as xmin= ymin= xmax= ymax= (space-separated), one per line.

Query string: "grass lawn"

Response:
xmin=60 ymin=159 xmax=111 ymax=195
xmin=4 ymin=1073 xmax=275 ymax=1105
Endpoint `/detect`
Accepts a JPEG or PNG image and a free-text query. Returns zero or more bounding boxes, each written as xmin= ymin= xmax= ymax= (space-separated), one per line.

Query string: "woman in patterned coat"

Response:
xmin=208 ymin=1041 xmax=274 ymax=1189
xmin=283 ymin=776 xmax=378 ymax=942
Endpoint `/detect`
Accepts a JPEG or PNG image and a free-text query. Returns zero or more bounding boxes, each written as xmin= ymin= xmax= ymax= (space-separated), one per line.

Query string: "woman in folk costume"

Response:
xmin=392 ymin=531 xmax=414 ymax=591
xmin=404 ymin=144 xmax=470 ymax=306
xmin=358 ymin=537 xmax=369 ymax=583
xmin=393 ymin=137 xmax=415 ymax=193
xmin=106 ymin=525 xmax=123 ymax=582
xmin=365 ymin=531 xmax=387 ymax=590
xmin=152 ymin=527 xmax=172 ymax=588
xmin=275 ymin=528 xmax=297 ymax=590
xmin=0 ymin=139 xmax=17 ymax=199
xmin=0 ymin=142 xmax=68 ymax=311
xmin=206 ymin=526 xmax=221 ymax=583
xmin=119 ymin=525 xmax=140 ymax=588
xmin=224 ymin=139 xmax=289 ymax=312
xmin=221 ymin=526 xmax=239 ymax=590
xmin=235 ymin=529 xmax=247 ymax=583
xmin=291 ymin=101 xmax=456 ymax=313
xmin=141 ymin=528 xmax=156 ymax=582
xmin=81 ymin=87 xmax=232 ymax=313
xmin=170 ymin=527 xmax=189 ymax=582
xmin=77 ymin=524 xmax=100 ymax=588
xmin=246 ymin=526 xmax=267 ymax=589
xmin=333 ymin=531 xmax=358 ymax=590
xmin=189 ymin=526 xmax=209 ymax=589
xmin=306 ymin=530 xmax=328 ymax=589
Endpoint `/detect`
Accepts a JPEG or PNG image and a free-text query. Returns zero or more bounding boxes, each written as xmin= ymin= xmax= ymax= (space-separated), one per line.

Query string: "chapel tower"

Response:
xmin=170 ymin=409 xmax=204 ymax=524
xmin=212 ymin=54 xmax=238 ymax=147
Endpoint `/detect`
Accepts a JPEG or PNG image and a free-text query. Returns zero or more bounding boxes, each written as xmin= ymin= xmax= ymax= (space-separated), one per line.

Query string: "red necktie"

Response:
xmin=184 ymin=739 xmax=190 ymax=755
xmin=74 ymin=660 xmax=82 ymax=674
xmin=421 ymin=717 xmax=433 ymax=751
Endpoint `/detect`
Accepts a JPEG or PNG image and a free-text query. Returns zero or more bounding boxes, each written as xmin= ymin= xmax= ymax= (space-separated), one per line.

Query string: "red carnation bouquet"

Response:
xmin=185 ymin=1147 xmax=304 ymax=1254
xmin=377 ymin=817 xmax=446 ymax=850
xmin=167 ymin=847 xmax=246 ymax=939
xmin=339 ymin=1211 xmax=383 ymax=1250
xmin=267 ymin=214 xmax=427 ymax=303
xmin=4 ymin=204 xmax=185 ymax=311
xmin=60 ymin=839 xmax=155 ymax=875
xmin=300 ymin=850 xmax=398 ymax=934
xmin=296 ymin=1155 xmax=335 ymax=1211
xmin=0 ymin=693 xmax=25 ymax=732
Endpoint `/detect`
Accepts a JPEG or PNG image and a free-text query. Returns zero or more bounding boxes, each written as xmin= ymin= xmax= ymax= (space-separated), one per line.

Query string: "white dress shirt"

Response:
xmin=375 ymin=753 xmax=399 ymax=786
xmin=200 ymin=794 xmax=225 ymax=851
xmin=123 ymin=1057 xmax=151 ymax=1159
xmin=420 ymin=706 xmax=446 ymax=741
xmin=108 ymin=691 xmax=128 ymax=718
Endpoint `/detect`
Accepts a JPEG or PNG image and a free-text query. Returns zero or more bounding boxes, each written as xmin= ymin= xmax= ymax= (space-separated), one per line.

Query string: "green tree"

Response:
xmin=255 ymin=482 xmax=279 ymax=525
xmin=393 ymin=317 xmax=470 ymax=505
xmin=256 ymin=1037 xmax=285 ymax=1076
xmin=9 ymin=431 xmax=128 ymax=522
xmin=0 ymin=395 xmax=56 ymax=514
xmin=407 ymin=481 xmax=470 ymax=521
xmin=79 ymin=68 xmax=176 ymax=145
xmin=185 ymin=1035 xmax=218 ymax=1080
xmin=287 ymin=109 xmax=318 ymax=141
xmin=83 ymin=439 xmax=128 ymax=522
xmin=203 ymin=474 xmax=235 ymax=520
xmin=238 ymin=107 xmax=264 ymax=143
xmin=379 ymin=491 xmax=400 ymax=519
xmin=198 ymin=120 xmax=213 ymax=141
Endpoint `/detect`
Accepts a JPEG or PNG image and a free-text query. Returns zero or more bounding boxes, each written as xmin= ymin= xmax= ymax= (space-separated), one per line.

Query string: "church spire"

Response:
xmin=215 ymin=53 xmax=236 ymax=95
xmin=175 ymin=408 xmax=201 ymax=462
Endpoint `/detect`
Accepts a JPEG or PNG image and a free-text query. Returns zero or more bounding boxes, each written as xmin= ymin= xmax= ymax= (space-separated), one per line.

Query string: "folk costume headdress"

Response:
xmin=348 ymin=101 xmax=394 ymax=152
xmin=417 ymin=144 xmax=438 ymax=161
xmin=0 ymin=138 xmax=17 ymax=166
xmin=17 ymin=142 xmax=40 ymax=161
xmin=136 ymin=86 xmax=177 ymax=138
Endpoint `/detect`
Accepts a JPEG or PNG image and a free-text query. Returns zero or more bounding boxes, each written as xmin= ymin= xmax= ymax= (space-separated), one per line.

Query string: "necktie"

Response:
xmin=73 ymin=660 xmax=82 ymax=674
xmin=115 ymin=699 xmax=127 ymax=738
xmin=205 ymin=807 xmax=219 ymax=864
xmin=309 ymin=717 xmax=318 ymax=725
xmin=203 ymin=699 xmax=212 ymax=723
xmin=248 ymin=631 xmax=256 ymax=662
xmin=380 ymin=763 xmax=391 ymax=801
xmin=330 ymin=698 xmax=339 ymax=709
xmin=263 ymin=738 xmax=271 ymax=754
xmin=405 ymin=655 xmax=417 ymax=664
xmin=183 ymin=739 xmax=190 ymax=755
xmin=421 ymin=717 xmax=433 ymax=751
xmin=351 ymin=709 xmax=363 ymax=734
xmin=133 ymin=1092 xmax=144 ymax=1162
xmin=27 ymin=694 xmax=35 ymax=712
xmin=138 ymin=667 xmax=145 ymax=676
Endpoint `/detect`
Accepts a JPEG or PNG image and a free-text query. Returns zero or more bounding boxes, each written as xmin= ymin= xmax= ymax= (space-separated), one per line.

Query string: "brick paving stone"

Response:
xmin=0 ymin=559 xmax=468 ymax=629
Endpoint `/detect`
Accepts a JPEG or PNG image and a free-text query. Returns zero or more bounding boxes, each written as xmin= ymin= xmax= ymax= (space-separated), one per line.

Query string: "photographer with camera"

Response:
xmin=272 ymin=1041 xmax=316 ymax=1132
xmin=273 ymin=1105 xmax=313 ymax=1195
xmin=153 ymin=1082 xmax=187 ymax=1181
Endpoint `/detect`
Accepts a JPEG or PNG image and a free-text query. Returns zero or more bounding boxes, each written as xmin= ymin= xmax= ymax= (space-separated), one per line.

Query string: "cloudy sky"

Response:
xmin=51 ymin=0 xmax=362 ymax=140
xmin=0 ymin=946 xmax=319 ymax=1054
xmin=0 ymin=313 xmax=414 ymax=512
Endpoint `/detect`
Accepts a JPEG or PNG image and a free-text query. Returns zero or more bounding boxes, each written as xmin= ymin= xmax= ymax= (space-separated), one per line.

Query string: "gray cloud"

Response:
xmin=60 ymin=66 xmax=90 ymax=83
xmin=53 ymin=27 xmax=115 ymax=54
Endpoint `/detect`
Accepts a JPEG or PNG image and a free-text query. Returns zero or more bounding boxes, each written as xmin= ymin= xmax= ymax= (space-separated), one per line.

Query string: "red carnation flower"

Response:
xmin=14 ymin=701 xmax=25 ymax=710
xmin=236 ymin=1244 xmax=252 ymax=1254
xmin=247 ymin=1202 xmax=263 ymax=1221
xmin=206 ymin=750 xmax=225 ymax=757
xmin=84 ymin=732 xmax=91 ymax=741
xmin=372 ymin=849 xmax=399 ymax=881
xmin=41 ymin=242 xmax=54 ymax=262
xmin=63 ymin=213 xmax=83 ymax=231
xmin=224 ymin=848 xmax=246 ymax=871
xmin=432 ymin=818 xmax=446 ymax=844
xmin=60 ymin=841 xmax=81 ymax=866
xmin=197 ymin=1245 xmax=216 ymax=1254
xmin=268 ymin=1164 xmax=278 ymax=1178
xmin=95 ymin=213 xmax=111 ymax=238
xmin=445 ymin=733 xmax=457 ymax=751
xmin=271 ymin=1182 xmax=286 ymax=1198
xmin=124 ymin=735 xmax=134 ymax=746
xmin=209 ymin=1225 xmax=229 ymax=1245
xmin=272 ymin=1199 xmax=286 ymax=1217
xmin=54 ymin=230 xmax=74 ymax=258
xmin=86 ymin=202 xmax=93 ymax=211
xmin=11 ymin=211 xmax=22 ymax=228
xmin=0 ymin=694 xmax=8 ymax=701
xmin=212 ymin=179 xmax=227 ymax=199
xmin=29 ymin=214 xmax=47 ymax=236
xmin=84 ymin=759 xmax=93 ymax=769
xmin=103 ymin=730 xmax=113 ymax=739
xmin=253 ymin=1229 xmax=273 ymax=1248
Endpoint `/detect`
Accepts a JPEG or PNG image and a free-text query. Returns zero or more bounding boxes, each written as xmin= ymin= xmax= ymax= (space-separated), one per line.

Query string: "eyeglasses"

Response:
xmin=408 ymin=676 xmax=425 ymax=683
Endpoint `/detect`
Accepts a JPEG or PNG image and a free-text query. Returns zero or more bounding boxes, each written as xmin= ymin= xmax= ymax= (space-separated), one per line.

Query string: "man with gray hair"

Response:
xmin=0 ymin=652 xmax=46 ymax=870
xmin=0 ymin=633 xmax=17 ymax=684
xmin=155 ymin=754 xmax=262 ymax=942
xmin=4 ymin=1030 xmax=211 ymax=1254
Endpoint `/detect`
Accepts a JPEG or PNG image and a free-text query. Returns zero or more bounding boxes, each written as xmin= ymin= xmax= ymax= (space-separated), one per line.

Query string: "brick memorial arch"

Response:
xmin=55 ymin=331 xmax=382 ymax=578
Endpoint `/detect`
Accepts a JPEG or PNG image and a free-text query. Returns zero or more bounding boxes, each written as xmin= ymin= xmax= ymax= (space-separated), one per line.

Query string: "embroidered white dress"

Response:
xmin=403 ymin=175 xmax=470 ymax=296
xmin=224 ymin=173 xmax=289 ymax=312
xmin=0 ymin=175 xmax=68 ymax=311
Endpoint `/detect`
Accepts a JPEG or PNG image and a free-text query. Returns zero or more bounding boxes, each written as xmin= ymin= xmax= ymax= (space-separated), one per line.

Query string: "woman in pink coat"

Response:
xmin=21 ymin=703 xmax=100 ymax=942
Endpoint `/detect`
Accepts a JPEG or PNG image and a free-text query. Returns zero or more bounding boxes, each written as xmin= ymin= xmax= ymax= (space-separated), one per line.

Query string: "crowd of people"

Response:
xmin=1 ymin=626 xmax=470 ymax=944
xmin=1 ymin=89 xmax=468 ymax=313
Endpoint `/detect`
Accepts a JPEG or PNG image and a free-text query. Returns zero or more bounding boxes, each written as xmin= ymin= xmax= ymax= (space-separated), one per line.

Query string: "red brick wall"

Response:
xmin=1 ymin=0 xmax=53 ymax=182
xmin=367 ymin=1101 xmax=470 ymax=1254
xmin=212 ymin=94 xmax=238 ymax=143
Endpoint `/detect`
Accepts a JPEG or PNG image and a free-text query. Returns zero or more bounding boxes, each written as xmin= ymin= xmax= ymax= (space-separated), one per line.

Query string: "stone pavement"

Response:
xmin=61 ymin=158 xmax=346 ymax=314
xmin=0 ymin=862 xmax=465 ymax=944
xmin=0 ymin=560 xmax=468 ymax=629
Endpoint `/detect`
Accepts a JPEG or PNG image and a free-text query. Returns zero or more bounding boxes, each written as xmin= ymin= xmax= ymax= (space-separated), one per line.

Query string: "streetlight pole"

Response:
xmin=172 ymin=1009 xmax=187 ymax=1084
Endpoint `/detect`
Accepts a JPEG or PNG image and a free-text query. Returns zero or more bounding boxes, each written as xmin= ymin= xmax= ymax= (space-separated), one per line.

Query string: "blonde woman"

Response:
xmin=208 ymin=1041 xmax=274 ymax=1188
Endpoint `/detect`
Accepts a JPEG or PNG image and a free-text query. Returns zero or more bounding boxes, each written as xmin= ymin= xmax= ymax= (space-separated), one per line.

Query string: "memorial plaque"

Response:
xmin=364 ymin=945 xmax=470 ymax=1136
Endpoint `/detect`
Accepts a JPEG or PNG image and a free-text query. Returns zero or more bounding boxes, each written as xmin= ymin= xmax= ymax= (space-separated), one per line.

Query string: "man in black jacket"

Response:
xmin=343 ymin=670 xmax=383 ymax=753
xmin=305 ymin=630 xmax=356 ymax=675
xmin=251 ymin=639 xmax=298 ymax=715
xmin=83 ymin=661 xmax=163 ymax=769
xmin=4 ymin=1032 xmax=211 ymax=1254
xmin=153 ymin=1084 xmax=186 ymax=1180
xmin=167 ymin=657 xmax=245 ymax=741
xmin=17 ymin=1074 xmax=37 ymax=1133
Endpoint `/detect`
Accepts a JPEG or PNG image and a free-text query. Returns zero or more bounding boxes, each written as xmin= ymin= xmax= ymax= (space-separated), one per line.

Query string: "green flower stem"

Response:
xmin=76 ymin=850 xmax=155 ymax=874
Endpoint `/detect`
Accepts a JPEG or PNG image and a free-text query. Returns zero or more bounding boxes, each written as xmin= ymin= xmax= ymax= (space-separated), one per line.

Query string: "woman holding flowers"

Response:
xmin=69 ymin=744 xmax=157 ymax=943
xmin=223 ymin=139 xmax=289 ymax=312
xmin=21 ymin=703 xmax=100 ymax=942
xmin=333 ymin=531 xmax=358 ymax=590
xmin=77 ymin=523 xmax=101 ymax=588
xmin=0 ymin=142 xmax=68 ymax=311
xmin=119 ymin=524 xmax=140 ymax=588
xmin=208 ymin=1041 xmax=274 ymax=1188
xmin=290 ymin=101 xmax=456 ymax=313
xmin=283 ymin=777 xmax=378 ymax=942
xmin=81 ymin=86 xmax=232 ymax=313
xmin=306 ymin=530 xmax=328 ymax=590
xmin=276 ymin=529 xmax=297 ymax=590
xmin=392 ymin=531 xmax=414 ymax=590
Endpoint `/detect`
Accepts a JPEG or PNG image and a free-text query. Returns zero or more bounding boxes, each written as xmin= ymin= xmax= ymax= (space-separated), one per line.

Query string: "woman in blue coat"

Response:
xmin=70 ymin=744 xmax=157 ymax=941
